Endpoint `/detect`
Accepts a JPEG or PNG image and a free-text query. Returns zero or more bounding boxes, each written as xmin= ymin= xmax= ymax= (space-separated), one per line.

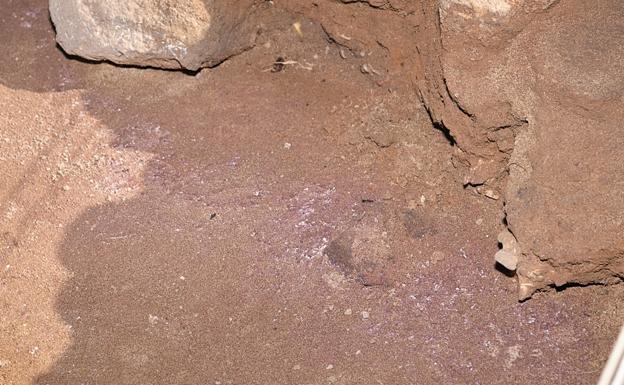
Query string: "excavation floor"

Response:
xmin=0 ymin=1 xmax=622 ymax=384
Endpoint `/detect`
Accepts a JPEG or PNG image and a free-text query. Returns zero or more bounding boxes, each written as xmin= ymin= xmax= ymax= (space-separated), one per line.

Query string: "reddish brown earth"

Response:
xmin=0 ymin=1 xmax=622 ymax=385
xmin=437 ymin=0 xmax=624 ymax=299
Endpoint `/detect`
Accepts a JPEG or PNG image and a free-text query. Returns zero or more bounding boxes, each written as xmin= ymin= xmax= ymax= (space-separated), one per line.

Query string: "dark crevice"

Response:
xmin=420 ymin=99 xmax=457 ymax=146
xmin=340 ymin=0 xmax=386 ymax=9
xmin=434 ymin=121 xmax=457 ymax=146
xmin=319 ymin=23 xmax=359 ymax=54
xmin=55 ymin=43 xmax=203 ymax=76
xmin=339 ymin=0 xmax=396 ymax=11
xmin=501 ymin=206 xmax=519 ymax=240
xmin=364 ymin=136 xmax=393 ymax=148
xmin=442 ymin=76 xmax=475 ymax=121
xmin=543 ymin=0 xmax=563 ymax=12
xmin=554 ymin=281 xmax=596 ymax=292
xmin=463 ymin=181 xmax=485 ymax=189
xmin=488 ymin=119 xmax=528 ymax=133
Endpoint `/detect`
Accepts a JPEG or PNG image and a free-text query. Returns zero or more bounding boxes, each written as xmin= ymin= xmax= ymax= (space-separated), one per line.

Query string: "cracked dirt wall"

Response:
xmin=434 ymin=0 xmax=624 ymax=298
xmin=264 ymin=0 xmax=624 ymax=298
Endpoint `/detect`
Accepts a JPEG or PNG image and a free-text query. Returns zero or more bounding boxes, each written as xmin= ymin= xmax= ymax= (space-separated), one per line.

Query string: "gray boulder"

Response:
xmin=49 ymin=0 xmax=260 ymax=70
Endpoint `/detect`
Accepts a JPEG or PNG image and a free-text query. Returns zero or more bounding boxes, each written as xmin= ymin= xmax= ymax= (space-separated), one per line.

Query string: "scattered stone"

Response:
xmin=322 ymin=271 xmax=348 ymax=290
xmin=361 ymin=311 xmax=370 ymax=319
xmin=360 ymin=63 xmax=380 ymax=75
xmin=431 ymin=251 xmax=445 ymax=265
xmin=504 ymin=345 xmax=522 ymax=369
xmin=494 ymin=230 xmax=520 ymax=271
xmin=344 ymin=308 xmax=352 ymax=315
xmin=478 ymin=187 xmax=500 ymax=200
xmin=292 ymin=21 xmax=303 ymax=37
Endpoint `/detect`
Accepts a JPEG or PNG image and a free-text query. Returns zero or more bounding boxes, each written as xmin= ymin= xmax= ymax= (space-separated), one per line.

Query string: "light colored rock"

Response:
xmin=49 ymin=0 xmax=260 ymax=70
xmin=441 ymin=0 xmax=511 ymax=17
xmin=494 ymin=230 xmax=519 ymax=271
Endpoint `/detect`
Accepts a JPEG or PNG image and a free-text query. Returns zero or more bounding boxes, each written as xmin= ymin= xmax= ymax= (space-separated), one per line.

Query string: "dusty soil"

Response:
xmin=0 ymin=1 xmax=622 ymax=384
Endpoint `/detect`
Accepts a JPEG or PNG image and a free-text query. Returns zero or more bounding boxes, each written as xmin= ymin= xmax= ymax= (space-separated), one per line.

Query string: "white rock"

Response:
xmin=494 ymin=230 xmax=520 ymax=271
xmin=49 ymin=0 xmax=260 ymax=70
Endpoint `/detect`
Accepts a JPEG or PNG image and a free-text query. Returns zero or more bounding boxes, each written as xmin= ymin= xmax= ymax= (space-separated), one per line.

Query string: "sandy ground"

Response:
xmin=0 ymin=1 xmax=623 ymax=384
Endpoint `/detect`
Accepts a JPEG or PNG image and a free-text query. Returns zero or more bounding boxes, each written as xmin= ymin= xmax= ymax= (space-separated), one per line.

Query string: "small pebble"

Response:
xmin=361 ymin=311 xmax=370 ymax=319
xmin=293 ymin=364 xmax=301 ymax=370
xmin=326 ymin=364 xmax=334 ymax=370
xmin=344 ymin=308 xmax=352 ymax=315
xmin=483 ymin=189 xmax=500 ymax=200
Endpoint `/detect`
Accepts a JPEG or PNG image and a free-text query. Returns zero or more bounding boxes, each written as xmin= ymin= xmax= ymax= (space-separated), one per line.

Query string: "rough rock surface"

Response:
xmin=436 ymin=0 xmax=624 ymax=298
xmin=49 ymin=0 xmax=261 ymax=70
